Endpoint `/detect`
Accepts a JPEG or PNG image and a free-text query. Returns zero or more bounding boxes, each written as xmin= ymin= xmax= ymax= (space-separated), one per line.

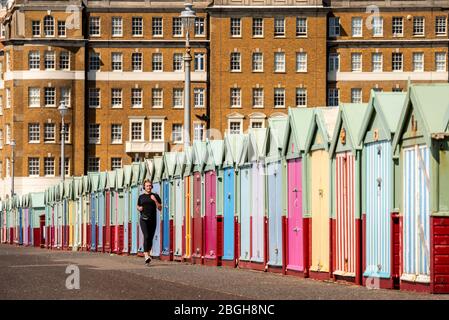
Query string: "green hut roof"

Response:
xmin=145 ymin=159 xmax=154 ymax=181
xmin=183 ymin=146 xmax=193 ymax=177
xmin=237 ymin=134 xmax=250 ymax=166
xmin=263 ymin=117 xmax=288 ymax=161
xmin=152 ymin=156 xmax=164 ymax=183
xmin=82 ymin=175 xmax=90 ymax=194
xmin=205 ymin=140 xmax=224 ymax=171
xmin=283 ymin=108 xmax=315 ymax=156
xmin=305 ymin=107 xmax=339 ymax=153
xmin=106 ymin=170 xmax=117 ymax=190
xmin=223 ymin=134 xmax=244 ymax=168
xmin=193 ymin=141 xmax=207 ymax=173
xmin=330 ymin=103 xmax=369 ymax=157
xmin=64 ymin=178 xmax=74 ymax=199
xmin=139 ymin=162 xmax=147 ymax=183
xmin=116 ymin=168 xmax=125 ymax=189
xmin=163 ymin=152 xmax=177 ymax=179
xmin=89 ymin=173 xmax=100 ymax=193
xmin=30 ymin=192 xmax=45 ymax=208
xmin=99 ymin=172 xmax=108 ymax=190
xmin=131 ymin=162 xmax=141 ymax=186
xmin=123 ymin=165 xmax=133 ymax=187
xmin=248 ymin=128 xmax=268 ymax=162
xmin=393 ymin=83 xmax=449 ymax=150
xmin=174 ymin=152 xmax=186 ymax=177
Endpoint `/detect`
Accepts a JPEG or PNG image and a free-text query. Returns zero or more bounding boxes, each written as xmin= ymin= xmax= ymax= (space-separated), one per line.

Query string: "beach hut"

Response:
xmin=152 ymin=156 xmax=164 ymax=258
xmin=304 ymin=107 xmax=338 ymax=280
xmin=63 ymin=179 xmax=74 ymax=250
xmin=72 ymin=177 xmax=83 ymax=251
xmin=29 ymin=192 xmax=46 ymax=248
xmin=137 ymin=161 xmax=148 ymax=256
xmin=203 ymin=139 xmax=225 ymax=266
xmin=162 ymin=152 xmax=177 ymax=261
xmin=122 ymin=165 xmax=133 ymax=254
xmin=282 ymin=108 xmax=315 ymax=277
xmin=82 ymin=175 xmax=91 ymax=251
xmin=183 ymin=147 xmax=194 ymax=261
xmin=173 ymin=152 xmax=186 ymax=261
xmin=329 ymin=103 xmax=368 ymax=284
xmin=44 ymin=188 xmax=52 ymax=248
xmin=263 ymin=117 xmax=288 ymax=273
xmin=105 ymin=170 xmax=116 ymax=253
xmin=130 ymin=162 xmax=143 ymax=255
xmin=221 ymin=134 xmax=245 ymax=268
xmin=392 ymin=83 xmax=449 ymax=294
xmin=1 ymin=201 xmax=5 ymax=243
xmin=97 ymin=172 xmax=107 ymax=253
xmin=89 ymin=173 xmax=100 ymax=252
xmin=191 ymin=141 xmax=207 ymax=264
xmin=358 ymin=91 xmax=406 ymax=289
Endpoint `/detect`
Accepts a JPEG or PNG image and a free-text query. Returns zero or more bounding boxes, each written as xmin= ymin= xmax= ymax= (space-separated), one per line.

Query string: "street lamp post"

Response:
xmin=10 ymin=139 xmax=15 ymax=198
xmin=58 ymin=101 xmax=68 ymax=182
xmin=180 ymin=2 xmax=196 ymax=148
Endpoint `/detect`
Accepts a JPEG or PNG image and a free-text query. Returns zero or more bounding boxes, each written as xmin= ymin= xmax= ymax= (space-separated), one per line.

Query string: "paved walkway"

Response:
xmin=1 ymin=244 xmax=448 ymax=300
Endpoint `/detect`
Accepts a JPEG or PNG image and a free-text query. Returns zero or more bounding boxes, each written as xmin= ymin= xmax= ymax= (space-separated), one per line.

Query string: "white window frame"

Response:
xmin=29 ymin=51 xmax=40 ymax=70
xmin=44 ymin=51 xmax=56 ymax=70
xmin=28 ymin=87 xmax=40 ymax=108
xmin=436 ymin=16 xmax=447 ymax=35
xmin=392 ymin=52 xmax=403 ymax=72
xmin=131 ymin=88 xmax=143 ymax=108
xmin=152 ymin=17 xmax=163 ymax=37
xmin=61 ymin=87 xmax=71 ymax=108
xmin=329 ymin=17 xmax=340 ymax=37
xmin=112 ymin=17 xmax=123 ymax=37
xmin=44 ymin=16 xmax=55 ymax=37
xmin=351 ymin=88 xmax=362 ymax=103
xmin=173 ymin=53 xmax=183 ymax=71
xmin=32 ymin=20 xmax=41 ymax=37
xmin=132 ymin=52 xmax=143 ymax=71
xmin=132 ymin=17 xmax=143 ymax=37
xmin=44 ymin=123 xmax=56 ymax=143
xmin=89 ymin=16 xmax=101 ymax=36
xmin=111 ymin=124 xmax=123 ymax=144
xmin=130 ymin=120 xmax=144 ymax=142
xmin=150 ymin=119 xmax=164 ymax=142
xmin=413 ymin=16 xmax=425 ymax=36
xmin=172 ymin=17 xmax=183 ymax=37
xmin=228 ymin=120 xmax=243 ymax=135
xmin=435 ymin=52 xmax=447 ymax=72
xmin=296 ymin=52 xmax=307 ymax=72
xmin=230 ymin=52 xmax=241 ymax=72
xmin=230 ymin=88 xmax=241 ymax=108
xmin=111 ymin=158 xmax=122 ymax=170
xmin=59 ymin=51 xmax=70 ymax=70
xmin=194 ymin=17 xmax=206 ymax=36
xmin=274 ymin=17 xmax=285 ymax=37
xmin=250 ymin=119 xmax=264 ymax=129
xmin=6 ymin=88 xmax=11 ymax=109
xmin=87 ymin=157 xmax=100 ymax=173
xmin=296 ymin=88 xmax=307 ymax=107
xmin=296 ymin=17 xmax=307 ymax=37
xmin=328 ymin=88 xmax=339 ymax=106
xmin=28 ymin=123 xmax=40 ymax=143
xmin=152 ymin=88 xmax=163 ymax=108
xmin=193 ymin=122 xmax=205 ymax=141
xmin=28 ymin=158 xmax=40 ymax=177
xmin=88 ymin=123 xmax=101 ymax=144
xmin=274 ymin=88 xmax=285 ymax=108
xmin=89 ymin=88 xmax=100 ymax=108
xmin=89 ymin=52 xmax=100 ymax=71
xmin=252 ymin=18 xmax=263 ymax=37
xmin=194 ymin=53 xmax=205 ymax=71
xmin=44 ymin=157 xmax=55 ymax=177
xmin=372 ymin=16 xmax=383 ymax=37
xmin=252 ymin=88 xmax=264 ymax=108
xmin=173 ymin=88 xmax=184 ymax=108
xmin=392 ymin=17 xmax=403 ymax=37
xmin=111 ymin=52 xmax=123 ymax=71
xmin=230 ymin=18 xmax=241 ymax=37
xmin=252 ymin=52 xmax=263 ymax=72
xmin=372 ymin=53 xmax=383 ymax=72
xmin=352 ymin=17 xmax=363 ymax=37
xmin=152 ymin=53 xmax=163 ymax=72
xmin=57 ymin=20 xmax=66 ymax=37
xmin=274 ymin=52 xmax=285 ymax=72
xmin=329 ymin=53 xmax=339 ymax=72
xmin=194 ymin=88 xmax=205 ymax=108
xmin=351 ymin=53 xmax=362 ymax=72
xmin=172 ymin=123 xmax=183 ymax=144
xmin=111 ymin=88 xmax=122 ymax=108
xmin=413 ymin=52 xmax=424 ymax=72
xmin=44 ymin=87 xmax=56 ymax=107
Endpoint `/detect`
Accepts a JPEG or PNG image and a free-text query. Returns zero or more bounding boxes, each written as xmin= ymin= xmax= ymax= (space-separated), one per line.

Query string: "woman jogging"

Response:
xmin=137 ymin=179 xmax=162 ymax=264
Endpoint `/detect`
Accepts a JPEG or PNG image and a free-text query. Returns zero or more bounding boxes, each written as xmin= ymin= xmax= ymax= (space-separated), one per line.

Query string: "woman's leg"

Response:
xmin=147 ymin=217 xmax=157 ymax=255
xmin=140 ymin=218 xmax=151 ymax=257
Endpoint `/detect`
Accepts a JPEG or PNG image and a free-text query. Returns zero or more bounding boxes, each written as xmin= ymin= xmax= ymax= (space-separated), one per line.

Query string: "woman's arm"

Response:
xmin=151 ymin=194 xmax=162 ymax=211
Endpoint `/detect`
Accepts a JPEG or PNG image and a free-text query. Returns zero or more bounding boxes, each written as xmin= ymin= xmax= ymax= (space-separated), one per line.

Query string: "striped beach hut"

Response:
xmin=161 ymin=152 xmax=177 ymax=261
xmin=152 ymin=156 xmax=164 ymax=258
xmin=97 ymin=172 xmax=108 ymax=253
xmin=329 ymin=103 xmax=368 ymax=284
xmin=64 ymin=178 xmax=74 ymax=250
xmin=173 ymin=152 xmax=186 ymax=261
xmin=304 ymin=107 xmax=338 ymax=280
xmin=392 ymin=83 xmax=449 ymax=294
xmin=182 ymin=147 xmax=194 ymax=261
xmin=89 ymin=173 xmax=100 ymax=252
xmin=29 ymin=192 xmax=45 ymax=248
xmin=82 ymin=175 xmax=90 ymax=251
xmin=137 ymin=161 xmax=148 ymax=256
xmin=359 ymin=91 xmax=406 ymax=289
xmin=73 ymin=176 xmax=83 ymax=251
xmin=130 ymin=163 xmax=143 ymax=255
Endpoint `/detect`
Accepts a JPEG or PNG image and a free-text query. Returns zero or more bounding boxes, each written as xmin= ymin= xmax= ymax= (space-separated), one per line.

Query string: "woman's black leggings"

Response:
xmin=140 ymin=216 xmax=157 ymax=253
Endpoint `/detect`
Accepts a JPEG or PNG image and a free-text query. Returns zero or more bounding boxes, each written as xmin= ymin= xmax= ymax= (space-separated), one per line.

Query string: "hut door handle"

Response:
xmin=293 ymin=188 xmax=298 ymax=192
xmin=293 ymin=227 xmax=299 ymax=232
xmin=196 ymin=199 xmax=200 ymax=204
xmin=227 ymin=193 xmax=231 ymax=199
xmin=209 ymin=199 xmax=214 ymax=204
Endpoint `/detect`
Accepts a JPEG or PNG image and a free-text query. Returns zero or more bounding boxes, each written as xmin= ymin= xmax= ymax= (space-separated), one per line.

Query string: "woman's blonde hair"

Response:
xmin=143 ymin=179 xmax=153 ymax=186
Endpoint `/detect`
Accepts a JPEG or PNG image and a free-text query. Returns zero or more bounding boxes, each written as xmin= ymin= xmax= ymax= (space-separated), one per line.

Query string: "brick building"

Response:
xmin=0 ymin=0 xmax=448 ymax=199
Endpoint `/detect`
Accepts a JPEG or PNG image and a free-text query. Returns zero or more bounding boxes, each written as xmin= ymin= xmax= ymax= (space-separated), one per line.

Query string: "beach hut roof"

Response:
xmin=183 ymin=146 xmax=194 ymax=177
xmin=393 ymin=83 xmax=449 ymax=151
xmin=283 ymin=108 xmax=315 ymax=156
xmin=263 ymin=116 xmax=288 ymax=161
xmin=131 ymin=162 xmax=141 ymax=186
xmin=123 ymin=164 xmax=133 ymax=187
xmin=116 ymin=168 xmax=125 ymax=189
xmin=205 ymin=139 xmax=224 ymax=170
xmin=305 ymin=107 xmax=339 ymax=153
xmin=223 ymin=133 xmax=244 ymax=168
xmin=193 ymin=140 xmax=207 ymax=172
xmin=89 ymin=172 xmax=100 ymax=193
xmin=145 ymin=159 xmax=154 ymax=181
xmin=139 ymin=162 xmax=147 ymax=183
xmin=237 ymin=134 xmax=250 ymax=166
xmin=82 ymin=175 xmax=90 ymax=194
xmin=163 ymin=152 xmax=177 ymax=179
xmin=63 ymin=178 xmax=74 ymax=199
xmin=359 ymin=91 xmax=406 ymax=144
xmin=30 ymin=192 xmax=45 ymax=208
xmin=106 ymin=170 xmax=117 ymax=190
xmin=152 ymin=156 xmax=164 ymax=183
xmin=99 ymin=172 xmax=108 ymax=191
xmin=174 ymin=152 xmax=186 ymax=177
xmin=329 ymin=103 xmax=369 ymax=157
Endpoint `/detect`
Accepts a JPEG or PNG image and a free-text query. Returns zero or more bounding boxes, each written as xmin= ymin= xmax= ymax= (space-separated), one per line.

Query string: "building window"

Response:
xmin=32 ymin=20 xmax=41 ymax=36
xmin=194 ymin=53 xmax=205 ymax=71
xmin=296 ymin=52 xmax=307 ymax=72
xmin=351 ymin=88 xmax=362 ymax=103
xmin=44 ymin=123 xmax=55 ymax=142
xmin=274 ymin=88 xmax=285 ymax=108
xmin=58 ymin=21 xmax=66 ymax=37
xmin=111 ymin=52 xmax=123 ymax=71
xmin=372 ymin=53 xmax=383 ymax=72
xmin=251 ymin=121 xmax=263 ymax=129
xmin=112 ymin=17 xmax=123 ymax=36
xmin=392 ymin=17 xmax=403 ymax=36
xmin=372 ymin=16 xmax=383 ymax=36
xmin=252 ymin=18 xmax=263 ymax=37
xmin=58 ymin=157 xmax=70 ymax=176
xmin=413 ymin=16 xmax=425 ymax=36
xmin=229 ymin=121 xmax=242 ymax=135
xmin=151 ymin=121 xmax=163 ymax=141
xmin=6 ymin=158 xmax=10 ymax=177
xmin=111 ymin=158 xmax=122 ymax=170
xmin=392 ymin=53 xmax=403 ymax=71
xmin=28 ymin=88 xmax=40 ymax=107
xmin=59 ymin=51 xmax=70 ymax=70
xmin=351 ymin=53 xmax=362 ymax=72
xmin=89 ymin=88 xmax=100 ymax=108
xmin=230 ymin=18 xmax=241 ymax=37
xmin=392 ymin=87 xmax=403 ymax=92
xmin=274 ymin=17 xmax=285 ymax=37
xmin=230 ymin=52 xmax=241 ymax=72
xmin=352 ymin=17 xmax=362 ymax=37
xmin=253 ymin=88 xmax=264 ymax=108
xmin=296 ymin=17 xmax=307 ymax=37
xmin=44 ymin=51 xmax=55 ymax=70
xmin=28 ymin=158 xmax=40 ymax=176
xmin=194 ymin=123 xmax=205 ymax=141
xmin=173 ymin=17 xmax=183 ymax=36
xmin=89 ymin=123 xmax=100 ymax=144
xmin=132 ymin=17 xmax=143 ymax=36
xmin=173 ymin=53 xmax=183 ymax=71
xmin=252 ymin=52 xmax=263 ymax=72
xmin=89 ymin=52 xmax=100 ymax=71
xmin=111 ymin=88 xmax=122 ymax=108
xmin=131 ymin=88 xmax=142 ymax=108
xmin=436 ymin=52 xmax=447 ymax=72
xmin=131 ymin=122 xmax=143 ymax=141
xmin=152 ymin=53 xmax=163 ymax=71
xmin=89 ymin=17 xmax=100 ymax=36
xmin=152 ymin=88 xmax=163 ymax=108
xmin=5 ymin=124 xmax=10 ymax=144
xmin=44 ymin=87 xmax=56 ymax=107
xmin=44 ymin=15 xmax=54 ymax=37
xmin=88 ymin=157 xmax=100 ymax=173
xmin=6 ymin=88 xmax=10 ymax=108
xmin=61 ymin=87 xmax=71 ymax=107
xmin=111 ymin=124 xmax=122 ymax=144
xmin=413 ymin=52 xmax=424 ymax=72
xmin=194 ymin=88 xmax=205 ymax=108
xmin=60 ymin=123 xmax=70 ymax=143
xmin=44 ymin=157 xmax=55 ymax=176
xmin=173 ymin=88 xmax=183 ymax=108
xmin=29 ymin=51 xmax=40 ymax=70
xmin=152 ymin=17 xmax=163 ymax=36
xmin=329 ymin=17 xmax=340 ymax=37
xmin=132 ymin=53 xmax=142 ymax=71
xmin=436 ymin=16 xmax=447 ymax=35
xmin=230 ymin=88 xmax=241 ymax=108
xmin=296 ymin=88 xmax=307 ymax=107
xmin=172 ymin=124 xmax=183 ymax=143
xmin=328 ymin=88 xmax=339 ymax=106
xmin=0 ymin=131 xmax=2 ymax=148
xmin=195 ymin=17 xmax=205 ymax=36
xmin=28 ymin=123 xmax=40 ymax=143
xmin=274 ymin=52 xmax=285 ymax=72
xmin=328 ymin=53 xmax=339 ymax=72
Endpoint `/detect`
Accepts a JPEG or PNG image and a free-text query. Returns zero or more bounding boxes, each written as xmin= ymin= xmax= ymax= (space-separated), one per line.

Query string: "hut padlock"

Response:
xmin=196 ymin=199 xmax=200 ymax=204
xmin=293 ymin=188 xmax=298 ymax=192
xmin=209 ymin=250 xmax=215 ymax=256
xmin=377 ymin=177 xmax=382 ymax=188
xmin=293 ymin=227 xmax=299 ymax=232
xmin=377 ymin=145 xmax=382 ymax=155
xmin=274 ymin=248 xmax=278 ymax=254
xmin=209 ymin=199 xmax=214 ymax=204
xmin=319 ymin=189 xmax=324 ymax=197
xmin=227 ymin=193 xmax=231 ymax=199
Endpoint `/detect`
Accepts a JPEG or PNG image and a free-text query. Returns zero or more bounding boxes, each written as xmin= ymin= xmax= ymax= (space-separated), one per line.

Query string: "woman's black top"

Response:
xmin=137 ymin=192 xmax=161 ymax=220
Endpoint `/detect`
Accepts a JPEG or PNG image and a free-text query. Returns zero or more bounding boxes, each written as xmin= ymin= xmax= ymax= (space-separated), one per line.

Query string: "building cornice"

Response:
xmin=88 ymin=39 xmax=209 ymax=48
xmin=2 ymin=38 xmax=87 ymax=46
xmin=328 ymin=38 xmax=449 ymax=48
